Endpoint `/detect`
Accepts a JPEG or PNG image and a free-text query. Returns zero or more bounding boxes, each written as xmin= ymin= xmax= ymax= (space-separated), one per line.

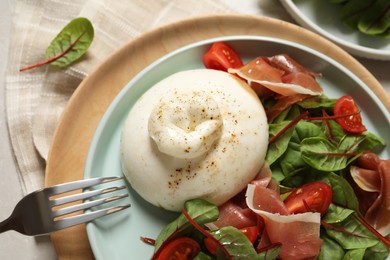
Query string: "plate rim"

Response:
xmin=44 ymin=13 xmax=390 ymax=259
xmin=279 ymin=0 xmax=390 ymax=60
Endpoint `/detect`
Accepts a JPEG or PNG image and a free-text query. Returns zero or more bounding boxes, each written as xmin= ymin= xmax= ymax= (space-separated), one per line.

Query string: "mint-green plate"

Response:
xmin=84 ymin=36 xmax=390 ymax=259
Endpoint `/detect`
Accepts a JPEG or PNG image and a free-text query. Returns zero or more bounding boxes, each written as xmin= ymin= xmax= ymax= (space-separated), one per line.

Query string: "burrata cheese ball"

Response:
xmin=120 ymin=69 xmax=268 ymax=211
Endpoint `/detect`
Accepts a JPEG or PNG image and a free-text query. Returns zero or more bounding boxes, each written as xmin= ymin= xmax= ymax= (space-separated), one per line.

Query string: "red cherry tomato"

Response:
xmin=239 ymin=226 xmax=259 ymax=244
xmin=202 ymin=42 xmax=244 ymax=71
xmin=284 ymin=182 xmax=333 ymax=216
xmin=204 ymin=226 xmax=259 ymax=255
xmin=156 ymin=237 xmax=200 ymax=260
xmin=334 ymin=95 xmax=367 ymax=133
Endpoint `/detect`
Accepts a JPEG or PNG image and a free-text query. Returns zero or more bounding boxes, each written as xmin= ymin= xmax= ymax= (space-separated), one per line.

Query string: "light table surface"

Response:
xmin=0 ymin=0 xmax=388 ymax=259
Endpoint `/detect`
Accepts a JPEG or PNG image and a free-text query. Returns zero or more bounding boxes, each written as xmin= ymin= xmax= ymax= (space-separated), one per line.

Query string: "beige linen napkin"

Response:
xmin=6 ymin=0 xmax=232 ymax=194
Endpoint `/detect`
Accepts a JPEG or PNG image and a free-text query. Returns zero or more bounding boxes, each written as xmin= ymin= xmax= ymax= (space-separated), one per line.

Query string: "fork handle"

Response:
xmin=0 ymin=216 xmax=20 ymax=234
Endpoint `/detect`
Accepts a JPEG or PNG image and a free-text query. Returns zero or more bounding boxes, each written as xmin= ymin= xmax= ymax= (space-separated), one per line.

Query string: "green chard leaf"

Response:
xmin=280 ymin=170 xmax=308 ymax=188
xmin=279 ymin=121 xmax=323 ymax=177
xmin=312 ymin=171 xmax=359 ymax=211
xmin=274 ymin=121 xmax=327 ymax=179
xmin=273 ymin=104 xmax=302 ymax=123
xmin=337 ymin=133 xmax=385 ymax=154
xmin=324 ymin=214 xmax=379 ymax=250
xmin=344 ymin=248 xmax=366 ymax=259
xmin=363 ymin=240 xmax=390 ymax=259
xmin=318 ymin=233 xmax=345 ymax=260
xmin=357 ymin=0 xmax=390 ymax=36
xmin=358 ymin=132 xmax=386 ymax=152
xmin=278 ymin=141 xmax=306 ymax=178
xmin=300 ymin=137 xmax=349 ymax=172
xmin=154 ymin=199 xmax=218 ymax=252
xmin=211 ymin=226 xmax=259 ymax=259
xmin=271 ymin=105 xmax=292 ymax=123
xmin=323 ymin=203 xmax=355 ymax=224
xmin=270 ymin=163 xmax=286 ymax=182
xmin=299 ymin=132 xmax=380 ymax=172
xmin=295 ymin=120 xmax=327 ymax=140
xmin=335 ymin=0 xmax=390 ymax=38
xmin=20 ymin=17 xmax=94 ymax=72
xmin=340 ymin=0 xmax=374 ymax=28
xmin=266 ymin=121 xmax=295 ymax=165
xmin=266 ymin=116 xmax=324 ymax=168
xmin=257 ymin=244 xmax=282 ymax=260
xmin=321 ymin=119 xmax=346 ymax=144
xmin=296 ymin=96 xmax=337 ymax=109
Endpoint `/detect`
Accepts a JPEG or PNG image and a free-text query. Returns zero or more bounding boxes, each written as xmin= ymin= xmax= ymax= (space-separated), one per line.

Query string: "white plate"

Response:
xmin=280 ymin=0 xmax=390 ymax=60
xmin=83 ymin=35 xmax=390 ymax=259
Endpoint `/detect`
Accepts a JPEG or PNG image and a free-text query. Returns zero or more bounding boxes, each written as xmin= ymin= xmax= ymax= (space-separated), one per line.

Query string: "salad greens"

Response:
xmin=266 ymin=97 xmax=388 ymax=259
xmin=150 ymin=95 xmax=389 ymax=259
xmin=328 ymin=0 xmax=390 ymax=38
xmin=149 ymin=38 xmax=389 ymax=260
xmin=153 ymin=199 xmax=219 ymax=252
xmin=208 ymin=226 xmax=260 ymax=259
xmin=268 ymin=98 xmax=385 ymax=182
xmin=153 ymin=199 xmax=281 ymax=260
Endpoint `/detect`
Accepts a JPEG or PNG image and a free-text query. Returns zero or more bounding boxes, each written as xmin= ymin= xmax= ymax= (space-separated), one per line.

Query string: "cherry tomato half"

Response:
xmin=239 ymin=226 xmax=259 ymax=244
xmin=334 ymin=95 xmax=367 ymax=133
xmin=284 ymin=182 xmax=333 ymax=216
xmin=202 ymin=42 xmax=244 ymax=71
xmin=156 ymin=237 xmax=200 ymax=260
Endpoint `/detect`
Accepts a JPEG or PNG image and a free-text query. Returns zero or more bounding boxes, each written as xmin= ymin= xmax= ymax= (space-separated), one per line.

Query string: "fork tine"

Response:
xmin=54 ymin=204 xmax=131 ymax=231
xmin=45 ymin=176 xmax=124 ymax=196
xmin=52 ymin=194 xmax=129 ymax=218
xmin=50 ymin=185 xmax=127 ymax=207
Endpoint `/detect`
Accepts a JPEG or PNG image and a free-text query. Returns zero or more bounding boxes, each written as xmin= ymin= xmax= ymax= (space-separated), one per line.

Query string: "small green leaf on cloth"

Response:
xmin=20 ymin=17 xmax=94 ymax=72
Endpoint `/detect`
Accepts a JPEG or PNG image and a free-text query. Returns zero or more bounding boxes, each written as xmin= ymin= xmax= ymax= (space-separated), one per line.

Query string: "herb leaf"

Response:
xmin=357 ymin=0 xmax=390 ymax=37
xmin=20 ymin=17 xmax=94 ymax=72
xmin=331 ymin=0 xmax=390 ymax=38
xmin=323 ymin=203 xmax=355 ymax=224
xmin=324 ymin=214 xmax=379 ymax=249
xmin=210 ymin=226 xmax=259 ymax=259
xmin=153 ymin=199 xmax=218 ymax=252
xmin=266 ymin=121 xmax=295 ymax=165
xmin=312 ymin=171 xmax=360 ymax=211
xmin=344 ymin=248 xmax=365 ymax=259
xmin=363 ymin=240 xmax=389 ymax=259
xmin=257 ymin=243 xmax=282 ymax=260
xmin=300 ymin=137 xmax=349 ymax=171
xmin=297 ymin=96 xmax=337 ymax=109
xmin=318 ymin=234 xmax=345 ymax=260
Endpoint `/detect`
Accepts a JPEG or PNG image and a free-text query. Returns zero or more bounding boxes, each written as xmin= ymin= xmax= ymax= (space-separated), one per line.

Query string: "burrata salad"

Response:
xmin=120 ymin=42 xmax=390 ymax=259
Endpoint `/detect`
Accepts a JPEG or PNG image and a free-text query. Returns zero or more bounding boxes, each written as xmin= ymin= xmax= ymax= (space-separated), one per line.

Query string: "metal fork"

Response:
xmin=0 ymin=176 xmax=130 ymax=236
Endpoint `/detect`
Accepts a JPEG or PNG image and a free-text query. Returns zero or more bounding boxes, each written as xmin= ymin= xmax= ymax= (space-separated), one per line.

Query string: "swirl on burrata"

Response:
xmin=120 ymin=69 xmax=268 ymax=211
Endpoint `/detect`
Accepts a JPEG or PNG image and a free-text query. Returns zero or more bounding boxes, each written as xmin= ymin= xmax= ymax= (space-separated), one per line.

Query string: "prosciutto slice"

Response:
xmin=266 ymin=94 xmax=310 ymax=122
xmin=210 ymin=163 xmax=273 ymax=229
xmin=228 ymin=55 xmax=323 ymax=97
xmin=228 ymin=54 xmax=323 ymax=121
xmin=268 ymin=54 xmax=320 ymax=77
xmin=246 ymin=184 xmax=322 ymax=259
xmin=209 ymin=200 xmax=257 ymax=229
xmin=350 ymin=153 xmax=390 ymax=236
